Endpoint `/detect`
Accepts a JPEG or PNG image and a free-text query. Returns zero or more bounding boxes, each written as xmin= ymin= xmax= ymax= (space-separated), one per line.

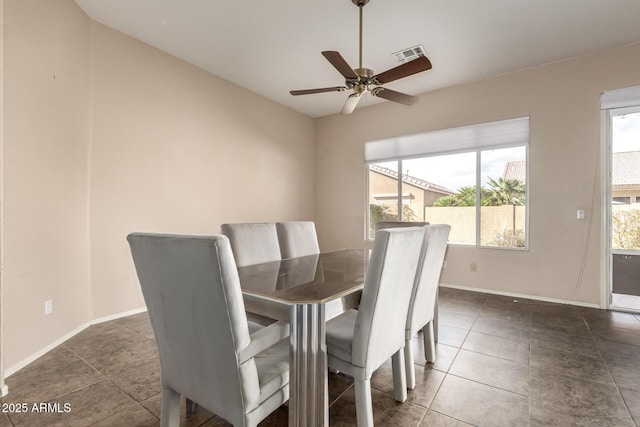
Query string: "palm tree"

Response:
xmin=434 ymin=185 xmax=477 ymax=207
xmin=482 ymin=178 xmax=525 ymax=206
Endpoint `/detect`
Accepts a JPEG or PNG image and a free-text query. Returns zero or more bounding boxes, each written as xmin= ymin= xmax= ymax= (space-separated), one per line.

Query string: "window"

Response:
xmin=366 ymin=117 xmax=529 ymax=248
xmin=613 ymin=196 xmax=631 ymax=205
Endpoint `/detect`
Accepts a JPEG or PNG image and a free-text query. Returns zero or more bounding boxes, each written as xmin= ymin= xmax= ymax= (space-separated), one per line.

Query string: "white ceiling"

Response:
xmin=75 ymin=0 xmax=640 ymax=118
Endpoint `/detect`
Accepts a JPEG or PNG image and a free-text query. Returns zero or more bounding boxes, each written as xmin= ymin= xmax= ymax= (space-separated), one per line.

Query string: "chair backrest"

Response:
xmin=127 ymin=233 xmax=260 ymax=423
xmin=221 ymin=222 xmax=282 ymax=267
xmin=276 ymin=221 xmax=320 ymax=258
xmin=353 ymin=227 xmax=425 ymax=373
xmin=407 ymin=224 xmax=451 ymax=334
xmin=375 ymin=221 xmax=429 ymax=231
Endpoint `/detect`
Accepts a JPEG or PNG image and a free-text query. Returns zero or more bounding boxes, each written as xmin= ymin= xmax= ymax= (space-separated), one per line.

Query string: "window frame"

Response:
xmin=365 ymin=120 xmax=530 ymax=250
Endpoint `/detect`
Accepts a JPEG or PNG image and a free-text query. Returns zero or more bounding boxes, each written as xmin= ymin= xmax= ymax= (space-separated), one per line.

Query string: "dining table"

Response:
xmin=237 ymin=249 xmax=370 ymax=427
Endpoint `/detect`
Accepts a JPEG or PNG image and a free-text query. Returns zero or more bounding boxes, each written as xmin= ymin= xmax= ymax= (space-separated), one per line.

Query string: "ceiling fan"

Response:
xmin=290 ymin=0 xmax=432 ymax=114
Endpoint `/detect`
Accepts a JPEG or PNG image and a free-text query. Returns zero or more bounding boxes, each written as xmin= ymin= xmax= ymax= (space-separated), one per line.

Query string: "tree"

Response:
xmin=482 ymin=178 xmax=525 ymax=206
xmin=434 ymin=186 xmax=477 ymax=207
xmin=612 ymin=209 xmax=640 ymax=250
xmin=369 ymin=204 xmax=417 ymax=236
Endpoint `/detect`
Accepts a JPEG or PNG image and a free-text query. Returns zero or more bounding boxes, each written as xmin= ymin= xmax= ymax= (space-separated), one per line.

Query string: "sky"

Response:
xmin=612 ymin=111 xmax=640 ymax=153
xmin=378 ymin=146 xmax=526 ymax=191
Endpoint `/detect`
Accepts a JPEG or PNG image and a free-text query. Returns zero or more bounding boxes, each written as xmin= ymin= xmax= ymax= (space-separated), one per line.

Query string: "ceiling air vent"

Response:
xmin=392 ymin=45 xmax=426 ymax=63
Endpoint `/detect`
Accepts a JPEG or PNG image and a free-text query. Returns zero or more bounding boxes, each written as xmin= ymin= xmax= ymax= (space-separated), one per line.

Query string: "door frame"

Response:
xmin=601 ymin=106 xmax=640 ymax=312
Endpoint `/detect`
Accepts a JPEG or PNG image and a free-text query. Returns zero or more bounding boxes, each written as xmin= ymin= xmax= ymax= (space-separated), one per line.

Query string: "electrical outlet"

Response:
xmin=470 ymin=262 xmax=478 ymax=272
xmin=44 ymin=299 xmax=53 ymax=315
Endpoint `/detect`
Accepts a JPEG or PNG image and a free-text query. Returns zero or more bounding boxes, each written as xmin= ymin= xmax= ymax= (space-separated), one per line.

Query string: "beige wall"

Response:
xmin=2 ymin=0 xmax=91 ymax=369
xmin=315 ymin=42 xmax=640 ymax=306
xmin=88 ymin=22 xmax=315 ymax=318
xmin=2 ymin=1 xmax=315 ymax=370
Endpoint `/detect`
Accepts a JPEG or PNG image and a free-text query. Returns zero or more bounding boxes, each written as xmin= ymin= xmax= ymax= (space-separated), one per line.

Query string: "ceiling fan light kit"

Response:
xmin=290 ymin=0 xmax=432 ymax=114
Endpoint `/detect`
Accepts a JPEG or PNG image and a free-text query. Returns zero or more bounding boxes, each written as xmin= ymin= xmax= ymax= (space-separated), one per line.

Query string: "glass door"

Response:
xmin=609 ymin=107 xmax=640 ymax=312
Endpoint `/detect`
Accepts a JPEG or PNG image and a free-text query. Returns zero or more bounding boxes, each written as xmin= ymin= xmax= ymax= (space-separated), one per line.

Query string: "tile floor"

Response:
xmin=2 ymin=287 xmax=640 ymax=426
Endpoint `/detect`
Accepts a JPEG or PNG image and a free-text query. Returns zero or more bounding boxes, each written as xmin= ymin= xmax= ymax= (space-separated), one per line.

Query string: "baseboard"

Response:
xmin=440 ymin=283 xmax=601 ymax=309
xmin=4 ymin=306 xmax=148 ymax=379
xmin=90 ymin=307 xmax=147 ymax=325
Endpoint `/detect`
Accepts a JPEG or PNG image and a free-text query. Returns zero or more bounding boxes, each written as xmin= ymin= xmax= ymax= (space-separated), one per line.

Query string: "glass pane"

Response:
xmin=611 ymin=112 xmax=640 ymax=251
xmin=368 ymin=161 xmax=400 ymax=239
xmin=480 ymin=147 xmax=527 ymax=247
xmin=403 ymin=153 xmax=476 ymax=245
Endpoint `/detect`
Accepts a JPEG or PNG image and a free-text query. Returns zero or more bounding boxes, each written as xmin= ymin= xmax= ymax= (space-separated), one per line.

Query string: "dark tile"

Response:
xmin=620 ymin=388 xmax=640 ymax=426
xmin=4 ymin=346 xmax=103 ymax=405
xmin=530 ymin=327 xmax=599 ymax=356
xmin=102 ymin=357 xmax=161 ymax=401
xmin=419 ymin=410 xmax=473 ymax=426
xmin=471 ymin=316 xmax=530 ymax=341
xmin=530 ymin=345 xmax=613 ymax=385
xmin=329 ymin=385 xmax=426 ymax=427
xmin=530 ymin=314 xmax=591 ymax=337
xmin=529 ymin=402 xmax=634 ymax=427
xmin=592 ymin=327 xmax=640 ymax=348
xmin=529 ymin=367 xmax=633 ymax=426
xmin=462 ymin=330 xmax=529 ymax=364
xmin=478 ymin=298 xmax=531 ymax=323
xmin=596 ymin=339 xmax=640 ymax=392
xmin=140 ymin=393 xmax=216 ymax=427
xmin=0 ymin=414 xmax=12 ymax=427
xmin=8 ymin=379 xmax=139 ymax=427
xmin=430 ymin=375 xmax=529 ymax=426
xmin=583 ymin=309 xmax=640 ymax=333
xmin=328 ymin=372 xmax=353 ymax=406
xmin=74 ymin=334 xmax=159 ymax=377
xmin=437 ymin=309 xmax=477 ymax=330
xmin=370 ymin=360 xmax=445 ymax=408
xmin=91 ymin=404 xmax=158 ymax=427
xmin=449 ymin=350 xmax=529 ymax=396
xmin=113 ymin=312 xmax=155 ymax=340
xmin=437 ymin=324 xmax=469 ymax=348
xmin=64 ymin=322 xmax=134 ymax=360
xmin=258 ymin=405 xmax=289 ymax=426
xmin=410 ymin=339 xmax=459 ymax=373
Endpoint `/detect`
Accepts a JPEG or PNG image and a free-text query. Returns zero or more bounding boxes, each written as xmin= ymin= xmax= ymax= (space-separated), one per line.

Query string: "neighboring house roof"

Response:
xmin=502 ymin=161 xmax=526 ymax=182
xmin=613 ymin=151 xmax=640 ymax=186
xmin=503 ymin=152 xmax=640 ymax=186
xmin=370 ymin=165 xmax=457 ymax=195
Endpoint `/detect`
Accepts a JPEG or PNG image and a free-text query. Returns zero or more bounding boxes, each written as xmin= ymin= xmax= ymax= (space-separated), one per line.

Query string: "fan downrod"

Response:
xmin=351 ymin=0 xmax=370 ymax=6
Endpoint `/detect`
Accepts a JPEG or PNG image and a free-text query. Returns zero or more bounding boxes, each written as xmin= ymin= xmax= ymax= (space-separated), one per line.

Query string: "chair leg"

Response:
xmin=354 ymin=379 xmax=374 ymax=427
xmin=423 ymin=322 xmax=436 ymax=363
xmin=404 ymin=339 xmax=416 ymax=390
xmin=160 ymin=386 xmax=181 ymax=427
xmin=391 ymin=349 xmax=408 ymax=402
xmin=434 ymin=291 xmax=439 ymax=342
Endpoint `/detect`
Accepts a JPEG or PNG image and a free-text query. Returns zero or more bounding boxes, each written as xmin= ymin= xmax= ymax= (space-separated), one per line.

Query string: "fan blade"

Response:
xmin=322 ymin=51 xmax=359 ymax=80
xmin=373 ymin=56 xmax=432 ymax=85
xmin=341 ymin=93 xmax=361 ymax=114
xmin=290 ymin=87 xmax=347 ymax=96
xmin=372 ymin=87 xmax=418 ymax=105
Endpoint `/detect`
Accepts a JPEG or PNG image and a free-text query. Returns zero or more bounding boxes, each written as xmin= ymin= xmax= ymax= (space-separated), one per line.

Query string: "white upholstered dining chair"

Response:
xmin=325 ymin=227 xmax=425 ymax=426
xmin=221 ymin=222 xmax=289 ymax=323
xmin=275 ymin=221 xmax=320 ymax=258
xmin=403 ymin=224 xmax=450 ymax=389
xmin=375 ymin=220 xmax=441 ymax=343
xmin=127 ymin=233 xmax=290 ymax=427
xmin=220 ymin=222 xmax=282 ymax=267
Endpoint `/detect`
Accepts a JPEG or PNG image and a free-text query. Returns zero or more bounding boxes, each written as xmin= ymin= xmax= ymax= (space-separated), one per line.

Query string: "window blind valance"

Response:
xmin=601 ymin=85 xmax=640 ymax=110
xmin=364 ymin=116 xmax=530 ymax=163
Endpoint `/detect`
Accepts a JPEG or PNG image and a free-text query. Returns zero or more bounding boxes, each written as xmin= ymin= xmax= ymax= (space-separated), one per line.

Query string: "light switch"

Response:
xmin=577 ymin=209 xmax=585 ymax=220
